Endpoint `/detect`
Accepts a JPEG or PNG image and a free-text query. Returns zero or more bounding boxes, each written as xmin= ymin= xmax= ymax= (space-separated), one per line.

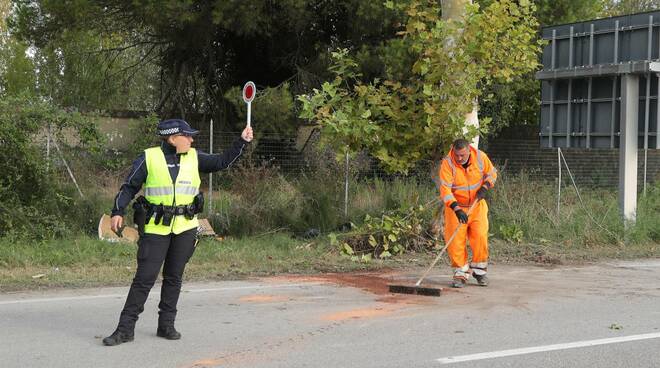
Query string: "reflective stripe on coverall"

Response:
xmin=438 ymin=146 xmax=497 ymax=280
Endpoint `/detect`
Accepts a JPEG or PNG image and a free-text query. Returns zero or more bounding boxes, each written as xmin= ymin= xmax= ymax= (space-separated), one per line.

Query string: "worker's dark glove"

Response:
xmin=476 ymin=186 xmax=488 ymax=201
xmin=454 ymin=209 xmax=468 ymax=224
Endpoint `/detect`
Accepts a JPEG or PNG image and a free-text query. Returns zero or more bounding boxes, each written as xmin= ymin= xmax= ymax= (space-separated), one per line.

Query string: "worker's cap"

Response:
xmin=157 ymin=119 xmax=199 ymax=137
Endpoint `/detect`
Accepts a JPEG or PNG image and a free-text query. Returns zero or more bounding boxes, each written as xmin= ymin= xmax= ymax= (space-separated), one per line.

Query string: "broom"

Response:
xmin=388 ymin=201 xmax=479 ymax=296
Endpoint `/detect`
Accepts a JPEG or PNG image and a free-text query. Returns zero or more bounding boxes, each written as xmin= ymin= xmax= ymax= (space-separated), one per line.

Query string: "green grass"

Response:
xmin=0 ymin=233 xmax=387 ymax=291
xmin=489 ymin=172 xmax=660 ymax=246
xmin=2 ymin=172 xmax=659 ymax=292
xmin=3 ymin=229 xmax=660 ymax=292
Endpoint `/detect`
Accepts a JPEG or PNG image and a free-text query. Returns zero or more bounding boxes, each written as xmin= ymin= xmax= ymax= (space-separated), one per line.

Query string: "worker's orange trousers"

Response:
xmin=443 ymin=200 xmax=489 ymax=279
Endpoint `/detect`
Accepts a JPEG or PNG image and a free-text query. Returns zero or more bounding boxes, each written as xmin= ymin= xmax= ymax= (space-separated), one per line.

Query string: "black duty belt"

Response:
xmin=166 ymin=204 xmax=195 ymax=216
xmin=150 ymin=203 xmax=196 ymax=226
xmin=134 ymin=195 xmax=202 ymax=227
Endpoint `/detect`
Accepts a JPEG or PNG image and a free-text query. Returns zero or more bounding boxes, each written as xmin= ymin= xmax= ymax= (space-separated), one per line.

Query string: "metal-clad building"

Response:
xmin=537 ymin=11 xmax=660 ymax=149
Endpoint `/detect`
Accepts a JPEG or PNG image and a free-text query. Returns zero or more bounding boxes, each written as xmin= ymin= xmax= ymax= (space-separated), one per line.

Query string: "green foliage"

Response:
xmin=0 ymin=39 xmax=36 ymax=96
xmin=628 ymin=182 xmax=660 ymax=243
xmin=601 ymin=0 xmax=660 ymax=17
xmin=225 ymin=83 xmax=299 ymax=134
xmin=534 ymin=0 xmax=603 ymax=26
xmin=8 ymin=1 xmax=159 ymax=110
xmin=35 ymin=31 xmax=159 ymax=111
xmin=488 ymin=171 xmax=625 ymax=246
xmin=335 ymin=204 xmax=431 ymax=260
xmin=0 ymin=233 xmax=381 ymax=290
xmin=498 ymin=223 xmax=524 ymax=243
xmin=215 ymin=165 xmax=307 ymax=236
xmin=10 ymin=0 xmax=401 ymax=123
xmin=0 ymin=95 xmax=104 ymax=239
xmin=299 ymin=0 xmax=541 ymax=173
xmin=209 ymin=154 xmax=346 ymax=237
xmin=206 ymin=152 xmax=437 ymax=238
xmin=94 ymin=114 xmax=159 ymax=171
xmin=480 ymin=74 xmax=540 ymax=138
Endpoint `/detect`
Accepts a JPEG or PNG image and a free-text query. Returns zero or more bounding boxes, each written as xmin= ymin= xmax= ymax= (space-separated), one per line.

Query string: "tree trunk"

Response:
xmin=441 ymin=0 xmax=479 ymax=148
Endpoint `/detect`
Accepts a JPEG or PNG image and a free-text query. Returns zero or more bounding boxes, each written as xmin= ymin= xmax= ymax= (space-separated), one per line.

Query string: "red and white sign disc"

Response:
xmin=242 ymin=81 xmax=256 ymax=103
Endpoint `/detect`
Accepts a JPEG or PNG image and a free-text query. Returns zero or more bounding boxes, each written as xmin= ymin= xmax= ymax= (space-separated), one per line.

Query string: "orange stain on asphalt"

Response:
xmin=186 ymin=358 xmax=226 ymax=367
xmin=238 ymin=294 xmax=289 ymax=303
xmin=266 ymin=273 xmax=440 ymax=305
xmin=321 ymin=305 xmax=399 ymax=321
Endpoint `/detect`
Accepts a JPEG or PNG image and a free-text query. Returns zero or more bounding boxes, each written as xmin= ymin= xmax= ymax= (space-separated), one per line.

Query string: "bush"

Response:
xmin=209 ymin=157 xmax=307 ymax=236
xmin=224 ymin=83 xmax=298 ymax=135
xmin=335 ymin=203 xmax=433 ymax=260
xmin=628 ymin=182 xmax=660 ymax=243
xmin=206 ymin=150 xmax=438 ymax=240
xmin=489 ymin=171 xmax=619 ymax=246
xmin=0 ymin=95 xmax=105 ymax=239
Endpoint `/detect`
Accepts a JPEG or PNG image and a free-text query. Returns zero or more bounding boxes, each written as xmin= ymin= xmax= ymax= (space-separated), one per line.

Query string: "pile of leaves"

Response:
xmin=330 ymin=204 xmax=434 ymax=262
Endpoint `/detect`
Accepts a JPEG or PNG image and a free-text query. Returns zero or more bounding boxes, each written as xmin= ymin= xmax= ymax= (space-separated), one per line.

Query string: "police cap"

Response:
xmin=157 ymin=119 xmax=199 ymax=137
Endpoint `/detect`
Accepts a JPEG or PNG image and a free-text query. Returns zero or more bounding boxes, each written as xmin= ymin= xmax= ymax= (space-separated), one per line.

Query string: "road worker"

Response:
xmin=438 ymin=138 xmax=497 ymax=288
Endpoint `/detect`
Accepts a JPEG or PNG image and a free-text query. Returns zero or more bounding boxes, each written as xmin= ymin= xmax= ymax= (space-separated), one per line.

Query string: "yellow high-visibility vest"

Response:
xmin=143 ymin=147 xmax=200 ymax=235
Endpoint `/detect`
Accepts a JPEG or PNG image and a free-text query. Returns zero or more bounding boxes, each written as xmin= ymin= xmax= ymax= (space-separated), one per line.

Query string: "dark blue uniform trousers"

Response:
xmin=117 ymin=228 xmax=197 ymax=332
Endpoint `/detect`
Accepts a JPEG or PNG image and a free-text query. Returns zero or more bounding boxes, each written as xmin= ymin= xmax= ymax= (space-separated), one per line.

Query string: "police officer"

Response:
xmin=103 ymin=119 xmax=253 ymax=346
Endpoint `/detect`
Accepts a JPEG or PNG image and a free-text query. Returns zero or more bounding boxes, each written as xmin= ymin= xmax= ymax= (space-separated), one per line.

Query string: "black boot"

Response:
xmin=473 ymin=274 xmax=489 ymax=286
xmin=102 ymin=329 xmax=134 ymax=346
xmin=157 ymin=326 xmax=181 ymax=340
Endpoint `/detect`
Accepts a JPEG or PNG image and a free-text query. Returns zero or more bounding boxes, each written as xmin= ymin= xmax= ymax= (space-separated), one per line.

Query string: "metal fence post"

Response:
xmin=208 ymin=118 xmax=214 ymax=215
xmin=344 ymin=149 xmax=349 ymax=219
xmin=557 ymin=147 xmax=561 ymax=216
xmin=46 ymin=123 xmax=51 ymax=171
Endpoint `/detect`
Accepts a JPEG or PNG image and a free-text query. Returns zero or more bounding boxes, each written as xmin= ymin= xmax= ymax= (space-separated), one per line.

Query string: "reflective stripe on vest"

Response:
xmin=143 ymin=147 xmax=201 ymax=235
xmin=442 ymin=148 xmax=490 ymax=205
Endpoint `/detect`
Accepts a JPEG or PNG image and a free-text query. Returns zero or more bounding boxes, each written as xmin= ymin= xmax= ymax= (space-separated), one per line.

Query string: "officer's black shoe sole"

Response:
xmin=102 ymin=334 xmax=134 ymax=346
xmin=157 ymin=329 xmax=181 ymax=340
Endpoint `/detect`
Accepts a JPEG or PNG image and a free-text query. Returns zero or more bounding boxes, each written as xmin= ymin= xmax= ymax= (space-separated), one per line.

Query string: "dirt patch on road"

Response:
xmin=268 ymin=272 xmax=439 ymax=305
xmin=238 ymin=294 xmax=290 ymax=303
xmin=321 ymin=305 xmax=399 ymax=321
xmin=185 ymin=358 xmax=228 ymax=367
xmin=267 ymin=272 xmax=392 ymax=295
xmin=314 ymin=273 xmax=392 ymax=294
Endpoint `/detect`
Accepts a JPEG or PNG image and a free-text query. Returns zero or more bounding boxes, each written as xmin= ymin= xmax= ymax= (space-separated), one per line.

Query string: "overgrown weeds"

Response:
xmin=489 ymin=171 xmax=626 ymax=247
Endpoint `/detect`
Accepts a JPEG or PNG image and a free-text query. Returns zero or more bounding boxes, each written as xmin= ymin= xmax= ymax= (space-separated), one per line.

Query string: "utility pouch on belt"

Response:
xmin=145 ymin=204 xmax=154 ymax=225
xmin=161 ymin=206 xmax=174 ymax=226
xmin=193 ymin=192 xmax=204 ymax=214
xmin=132 ymin=196 xmax=149 ymax=235
xmin=154 ymin=204 xmax=164 ymax=225
xmin=184 ymin=204 xmax=195 ymax=220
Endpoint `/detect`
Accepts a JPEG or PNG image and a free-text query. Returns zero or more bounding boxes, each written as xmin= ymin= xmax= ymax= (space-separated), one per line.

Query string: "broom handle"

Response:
xmin=414 ymin=200 xmax=479 ymax=287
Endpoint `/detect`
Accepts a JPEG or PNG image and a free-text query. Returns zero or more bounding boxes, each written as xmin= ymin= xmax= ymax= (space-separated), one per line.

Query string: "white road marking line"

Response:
xmin=437 ymin=332 xmax=660 ymax=364
xmin=607 ymin=261 xmax=660 ymax=269
xmin=0 ymin=283 xmax=322 ymax=305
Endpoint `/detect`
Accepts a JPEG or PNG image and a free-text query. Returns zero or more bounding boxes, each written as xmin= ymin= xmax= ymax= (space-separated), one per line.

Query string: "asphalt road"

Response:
xmin=2 ymin=260 xmax=660 ymax=368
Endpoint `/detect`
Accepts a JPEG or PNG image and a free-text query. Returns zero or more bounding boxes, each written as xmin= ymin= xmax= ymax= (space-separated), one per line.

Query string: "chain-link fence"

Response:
xmin=197 ymin=130 xmax=437 ymax=179
xmin=487 ymin=138 xmax=660 ymax=190
xmin=199 ymin=131 xmax=660 ymax=188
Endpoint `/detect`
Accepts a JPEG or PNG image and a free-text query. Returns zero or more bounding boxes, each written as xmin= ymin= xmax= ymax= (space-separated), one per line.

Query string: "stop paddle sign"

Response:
xmin=242 ymin=81 xmax=256 ymax=128
xmin=243 ymin=82 xmax=256 ymax=103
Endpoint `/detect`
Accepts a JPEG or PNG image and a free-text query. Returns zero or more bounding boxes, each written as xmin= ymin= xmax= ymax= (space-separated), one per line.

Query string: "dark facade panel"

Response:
xmin=538 ymin=11 xmax=660 ymax=149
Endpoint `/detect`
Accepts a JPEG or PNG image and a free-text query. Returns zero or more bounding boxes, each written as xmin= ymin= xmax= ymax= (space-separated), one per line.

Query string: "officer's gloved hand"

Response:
xmin=454 ymin=209 xmax=468 ymax=224
xmin=476 ymin=186 xmax=488 ymax=201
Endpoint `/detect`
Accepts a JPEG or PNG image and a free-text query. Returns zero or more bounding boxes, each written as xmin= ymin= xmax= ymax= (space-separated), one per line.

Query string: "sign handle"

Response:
xmin=247 ymin=101 xmax=251 ymax=128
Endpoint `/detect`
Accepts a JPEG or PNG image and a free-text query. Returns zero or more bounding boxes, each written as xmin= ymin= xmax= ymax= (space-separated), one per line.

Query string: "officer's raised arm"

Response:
xmin=197 ymin=126 xmax=253 ymax=173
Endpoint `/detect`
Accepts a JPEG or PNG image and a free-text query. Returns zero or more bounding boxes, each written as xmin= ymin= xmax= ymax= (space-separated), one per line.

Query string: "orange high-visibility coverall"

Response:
xmin=438 ymin=146 xmax=497 ymax=280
